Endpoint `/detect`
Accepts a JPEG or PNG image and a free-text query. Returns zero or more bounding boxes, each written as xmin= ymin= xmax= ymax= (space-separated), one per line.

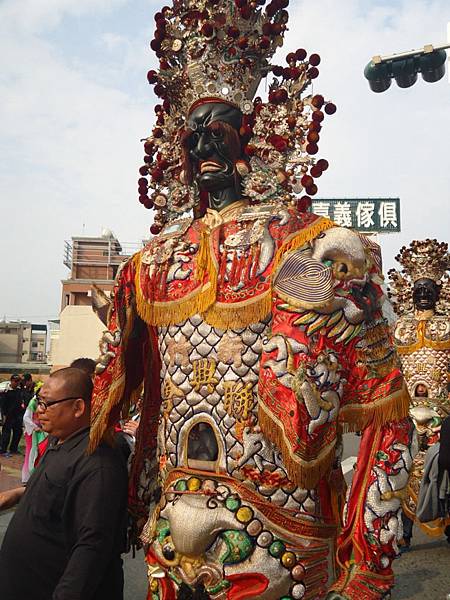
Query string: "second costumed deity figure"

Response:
xmin=90 ymin=1 xmax=414 ymax=599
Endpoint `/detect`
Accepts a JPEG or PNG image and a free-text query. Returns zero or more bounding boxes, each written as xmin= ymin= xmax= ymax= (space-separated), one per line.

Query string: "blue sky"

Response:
xmin=0 ymin=0 xmax=449 ymax=321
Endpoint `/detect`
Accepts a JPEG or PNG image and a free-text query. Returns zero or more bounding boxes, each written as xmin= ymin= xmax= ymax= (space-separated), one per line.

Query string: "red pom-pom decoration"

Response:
xmin=144 ymin=141 xmax=154 ymax=154
xmin=286 ymin=52 xmax=296 ymax=64
xmin=153 ymin=128 xmax=164 ymax=138
xmin=139 ymin=165 xmax=149 ymax=176
xmin=295 ymin=48 xmax=307 ymax=61
xmin=153 ymin=83 xmax=166 ymax=97
xmin=307 ymin=131 xmax=319 ymax=143
xmin=150 ymin=224 xmax=162 ymax=235
xmin=301 ymin=174 xmax=313 ymax=188
xmin=272 ymin=23 xmax=282 ymax=35
xmin=147 ymin=70 xmax=158 ymax=84
xmin=306 ymin=184 xmax=318 ymax=196
xmin=297 ymin=196 xmax=312 ymax=211
xmin=306 ymin=142 xmax=319 ymax=155
xmin=272 ymin=65 xmax=284 ymax=76
xmin=309 ymin=53 xmax=321 ymax=66
xmin=151 ymin=168 xmax=164 ymax=182
xmin=269 ymin=134 xmax=288 ymax=152
xmin=324 ymin=102 xmax=337 ymax=115
xmin=308 ymin=121 xmax=321 ymax=133
xmin=307 ymin=67 xmax=319 ymax=79
xmin=311 ymin=94 xmax=324 ymax=109
xmin=316 ymin=158 xmax=329 ymax=171
xmin=266 ymin=2 xmax=277 ymax=17
xmin=259 ymin=36 xmax=271 ymax=49
xmin=312 ymin=110 xmax=324 ymax=123
xmin=310 ymin=165 xmax=322 ymax=178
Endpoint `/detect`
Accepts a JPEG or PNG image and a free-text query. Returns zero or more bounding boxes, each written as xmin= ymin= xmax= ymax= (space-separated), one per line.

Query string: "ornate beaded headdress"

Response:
xmin=137 ymin=0 xmax=336 ymax=233
xmin=388 ymin=239 xmax=450 ymax=315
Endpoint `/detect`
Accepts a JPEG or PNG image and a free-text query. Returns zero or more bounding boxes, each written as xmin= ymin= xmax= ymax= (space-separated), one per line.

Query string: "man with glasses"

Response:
xmin=0 ymin=367 xmax=128 ymax=600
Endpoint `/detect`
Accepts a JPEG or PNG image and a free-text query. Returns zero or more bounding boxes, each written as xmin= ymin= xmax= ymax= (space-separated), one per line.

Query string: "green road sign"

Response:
xmin=310 ymin=198 xmax=401 ymax=233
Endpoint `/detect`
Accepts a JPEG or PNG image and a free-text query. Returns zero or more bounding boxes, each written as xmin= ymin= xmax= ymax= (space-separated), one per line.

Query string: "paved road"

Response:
xmin=2 ymin=508 xmax=450 ymax=599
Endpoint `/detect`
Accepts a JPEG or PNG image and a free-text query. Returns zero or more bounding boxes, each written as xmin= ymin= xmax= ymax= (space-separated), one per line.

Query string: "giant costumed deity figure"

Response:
xmin=90 ymin=2 xmax=414 ymax=599
xmin=389 ymin=239 xmax=450 ymax=542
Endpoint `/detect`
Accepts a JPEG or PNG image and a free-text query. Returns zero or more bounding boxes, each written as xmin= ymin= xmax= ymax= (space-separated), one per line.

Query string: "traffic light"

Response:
xmin=364 ymin=45 xmax=448 ymax=93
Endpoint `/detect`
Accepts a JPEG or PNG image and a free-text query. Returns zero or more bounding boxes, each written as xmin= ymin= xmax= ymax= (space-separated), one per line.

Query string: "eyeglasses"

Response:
xmin=36 ymin=395 xmax=81 ymax=411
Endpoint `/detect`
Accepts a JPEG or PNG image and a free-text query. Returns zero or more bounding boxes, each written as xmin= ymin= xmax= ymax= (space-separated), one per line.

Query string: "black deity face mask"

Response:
xmin=184 ymin=102 xmax=244 ymax=211
xmin=412 ymin=278 xmax=440 ymax=311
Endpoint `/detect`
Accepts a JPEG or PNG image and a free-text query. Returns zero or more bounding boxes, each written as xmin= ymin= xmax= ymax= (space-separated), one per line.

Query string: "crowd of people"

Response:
xmin=1 ymin=373 xmax=40 ymax=460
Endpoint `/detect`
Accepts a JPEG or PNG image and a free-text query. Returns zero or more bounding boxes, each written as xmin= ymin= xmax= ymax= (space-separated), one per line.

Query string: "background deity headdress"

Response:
xmin=136 ymin=0 xmax=336 ymax=233
xmin=388 ymin=239 xmax=450 ymax=315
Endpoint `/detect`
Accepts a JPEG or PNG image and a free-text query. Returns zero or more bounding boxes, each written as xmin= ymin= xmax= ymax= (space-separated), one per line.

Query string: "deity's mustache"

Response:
xmin=181 ymin=120 xmax=242 ymax=186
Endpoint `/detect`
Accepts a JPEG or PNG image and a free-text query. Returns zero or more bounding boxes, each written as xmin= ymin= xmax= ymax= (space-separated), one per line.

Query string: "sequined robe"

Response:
xmin=91 ymin=202 xmax=412 ymax=600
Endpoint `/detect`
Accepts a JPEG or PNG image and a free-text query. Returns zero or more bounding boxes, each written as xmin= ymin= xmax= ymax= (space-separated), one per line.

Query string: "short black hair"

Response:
xmin=50 ymin=367 xmax=93 ymax=405
xmin=23 ymin=373 xmax=32 ymax=381
xmin=69 ymin=357 xmax=96 ymax=377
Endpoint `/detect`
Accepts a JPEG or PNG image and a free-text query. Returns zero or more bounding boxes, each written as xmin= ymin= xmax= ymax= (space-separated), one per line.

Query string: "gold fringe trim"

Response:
xmin=339 ymin=383 xmax=410 ymax=432
xmin=134 ymin=231 xmax=218 ymax=326
xmin=89 ymin=303 xmax=136 ymax=453
xmin=203 ymin=291 xmax=272 ymax=330
xmin=134 ymin=215 xmax=335 ymax=328
xmin=258 ymin=401 xmax=337 ymax=489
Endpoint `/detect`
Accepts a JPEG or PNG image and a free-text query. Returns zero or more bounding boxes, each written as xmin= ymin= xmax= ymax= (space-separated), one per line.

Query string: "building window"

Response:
xmin=65 ymin=294 xmax=70 ymax=307
xmin=32 ymin=341 xmax=38 ymax=348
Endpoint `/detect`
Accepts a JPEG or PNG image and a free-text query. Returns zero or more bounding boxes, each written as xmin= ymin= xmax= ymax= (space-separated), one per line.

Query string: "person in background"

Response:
xmin=21 ymin=373 xmax=35 ymax=407
xmin=0 ymin=375 xmax=25 ymax=457
xmin=439 ymin=416 xmax=450 ymax=474
xmin=22 ymin=380 xmax=46 ymax=483
xmin=0 ymin=367 xmax=128 ymax=600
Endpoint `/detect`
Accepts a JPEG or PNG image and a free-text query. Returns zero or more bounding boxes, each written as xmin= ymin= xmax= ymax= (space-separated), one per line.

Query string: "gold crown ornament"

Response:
xmin=388 ymin=239 xmax=450 ymax=316
xmin=137 ymin=0 xmax=336 ymax=234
